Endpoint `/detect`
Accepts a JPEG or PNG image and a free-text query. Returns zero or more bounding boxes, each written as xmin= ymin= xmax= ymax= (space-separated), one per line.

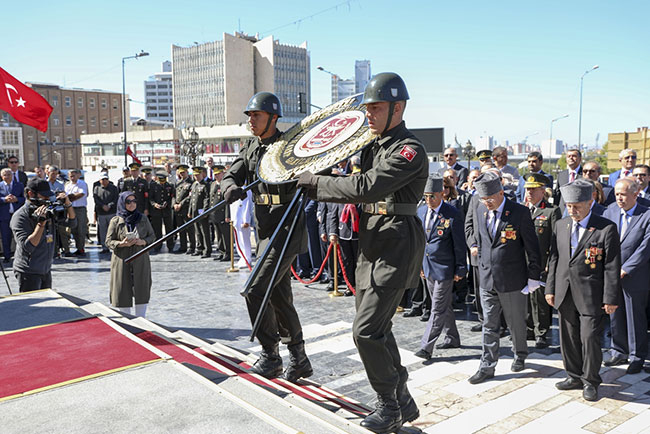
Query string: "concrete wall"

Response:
xmin=223 ymin=33 xmax=254 ymax=126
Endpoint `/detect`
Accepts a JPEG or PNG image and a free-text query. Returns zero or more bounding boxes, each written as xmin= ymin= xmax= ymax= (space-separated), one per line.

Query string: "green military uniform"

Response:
xmin=209 ymin=177 xmax=230 ymax=259
xmin=221 ymin=129 xmax=308 ymax=348
xmin=149 ymin=175 xmax=175 ymax=251
xmin=188 ymin=173 xmax=211 ymax=257
xmin=173 ymin=172 xmax=195 ymax=253
xmin=121 ymin=176 xmax=148 ymax=214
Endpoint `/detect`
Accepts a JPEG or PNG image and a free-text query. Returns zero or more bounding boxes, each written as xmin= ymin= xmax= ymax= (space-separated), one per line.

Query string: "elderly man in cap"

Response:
xmin=523 ymin=173 xmax=562 ymax=349
xmin=414 ymin=174 xmax=467 ymax=360
xmin=65 ymin=168 xmax=89 ymax=256
xmin=93 ymin=173 xmax=119 ymax=254
xmin=602 ymin=178 xmax=650 ymax=375
xmin=149 ymin=171 xmax=175 ymax=253
xmin=172 ymin=164 xmax=195 ymax=254
xmin=468 ymin=171 xmax=542 ymax=384
xmin=546 ymin=179 xmax=621 ymax=401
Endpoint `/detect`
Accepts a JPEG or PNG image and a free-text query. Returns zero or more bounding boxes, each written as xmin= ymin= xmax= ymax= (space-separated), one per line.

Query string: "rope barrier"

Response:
xmin=231 ymin=226 xmax=252 ymax=271
xmin=290 ymin=242 xmax=333 ymax=284
xmin=336 ymin=244 xmax=356 ymax=295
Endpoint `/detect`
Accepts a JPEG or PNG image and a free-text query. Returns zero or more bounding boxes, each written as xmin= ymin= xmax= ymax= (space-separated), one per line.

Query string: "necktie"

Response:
xmin=13 ymin=172 xmax=17 ymax=183
xmin=620 ymin=211 xmax=628 ymax=240
xmin=624 ymin=170 xmax=630 ymax=178
xmin=571 ymin=222 xmax=580 ymax=255
xmin=569 ymin=171 xmax=575 ymax=183
xmin=487 ymin=210 xmax=497 ymax=238
xmin=426 ymin=209 xmax=435 ymax=233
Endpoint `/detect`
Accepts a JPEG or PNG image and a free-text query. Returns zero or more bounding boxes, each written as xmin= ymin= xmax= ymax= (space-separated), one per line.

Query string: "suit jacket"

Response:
xmin=475 ymin=199 xmax=542 ymax=292
xmin=553 ymin=167 xmax=582 ymax=203
xmin=516 ymin=171 xmax=553 ymax=203
xmin=608 ymin=169 xmax=633 ymax=187
xmin=464 ymin=193 xmax=480 ymax=267
xmin=546 ymin=214 xmax=621 ymax=315
xmin=438 ymin=162 xmax=468 ymax=187
xmin=0 ymin=180 xmax=25 ymax=220
xmin=603 ymin=203 xmax=650 ymax=293
xmin=530 ymin=200 xmax=562 ymax=282
xmin=592 ymin=202 xmax=606 ymax=216
xmin=418 ymin=202 xmax=467 ymax=281
xmin=11 ymin=170 xmax=28 ymax=186
xmin=602 ymin=185 xmax=616 ymax=206
xmin=327 ymin=202 xmax=361 ymax=241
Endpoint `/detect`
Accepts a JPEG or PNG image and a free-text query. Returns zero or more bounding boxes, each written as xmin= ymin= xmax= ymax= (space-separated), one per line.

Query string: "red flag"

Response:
xmin=0 ymin=67 xmax=53 ymax=132
xmin=126 ymin=145 xmax=142 ymax=165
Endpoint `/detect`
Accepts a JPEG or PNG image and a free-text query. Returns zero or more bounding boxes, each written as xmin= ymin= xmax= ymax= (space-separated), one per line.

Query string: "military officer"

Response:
xmin=221 ymin=92 xmax=311 ymax=384
xmin=209 ymin=165 xmax=230 ymax=261
xmin=117 ymin=166 xmax=130 ymax=192
xmin=476 ymin=149 xmax=493 ymax=169
xmin=121 ymin=162 xmax=149 ymax=215
xmin=546 ymin=179 xmax=621 ymax=402
xmin=523 ymin=173 xmax=562 ymax=349
xmin=188 ymin=166 xmax=211 ymax=258
xmin=172 ymin=165 xmax=195 ymax=254
xmin=298 ymin=72 xmax=426 ymax=433
xmin=149 ymin=171 xmax=175 ymax=252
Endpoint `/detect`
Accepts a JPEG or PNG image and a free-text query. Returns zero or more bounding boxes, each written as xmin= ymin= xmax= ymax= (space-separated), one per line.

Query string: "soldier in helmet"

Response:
xmin=121 ymin=163 xmax=149 ymax=216
xmin=149 ymin=171 xmax=175 ymax=253
xmin=221 ymin=92 xmax=311 ymax=384
xmin=172 ymin=164 xmax=195 ymax=254
xmin=298 ymin=73 xmax=426 ymax=433
xmin=188 ymin=166 xmax=211 ymax=258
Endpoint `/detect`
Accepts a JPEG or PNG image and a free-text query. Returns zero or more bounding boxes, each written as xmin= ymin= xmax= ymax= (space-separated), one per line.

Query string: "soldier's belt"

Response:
xmin=254 ymin=193 xmax=290 ymax=206
xmin=362 ymin=202 xmax=417 ymax=216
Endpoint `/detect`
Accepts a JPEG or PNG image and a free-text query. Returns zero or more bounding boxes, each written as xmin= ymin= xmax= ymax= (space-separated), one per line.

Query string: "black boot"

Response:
xmin=360 ymin=392 xmax=402 ymax=434
xmin=249 ymin=344 xmax=283 ymax=378
xmin=283 ymin=342 xmax=313 ymax=382
xmin=397 ymin=378 xmax=419 ymax=423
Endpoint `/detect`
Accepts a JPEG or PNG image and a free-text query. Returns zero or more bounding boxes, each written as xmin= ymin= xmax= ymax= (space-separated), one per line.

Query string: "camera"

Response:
xmin=29 ymin=197 xmax=67 ymax=223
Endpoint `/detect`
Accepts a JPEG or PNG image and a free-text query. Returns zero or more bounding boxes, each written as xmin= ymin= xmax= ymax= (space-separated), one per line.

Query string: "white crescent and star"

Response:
xmin=4 ymin=84 xmax=27 ymax=108
xmin=16 ymin=97 xmax=25 ymax=107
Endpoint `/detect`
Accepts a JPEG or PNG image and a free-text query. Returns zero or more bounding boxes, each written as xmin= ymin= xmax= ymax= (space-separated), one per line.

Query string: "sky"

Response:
xmin=2 ymin=0 xmax=649 ymax=149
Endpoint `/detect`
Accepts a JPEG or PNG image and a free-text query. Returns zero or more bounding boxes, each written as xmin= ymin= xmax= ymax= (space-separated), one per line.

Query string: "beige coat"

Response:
xmin=105 ymin=215 xmax=156 ymax=307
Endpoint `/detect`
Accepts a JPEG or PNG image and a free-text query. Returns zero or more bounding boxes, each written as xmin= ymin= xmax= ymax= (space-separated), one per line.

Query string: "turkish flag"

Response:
xmin=0 ymin=67 xmax=53 ymax=132
xmin=126 ymin=145 xmax=142 ymax=165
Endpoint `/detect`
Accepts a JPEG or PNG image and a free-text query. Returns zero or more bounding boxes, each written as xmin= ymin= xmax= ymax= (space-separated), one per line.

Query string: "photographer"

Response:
xmin=10 ymin=179 xmax=76 ymax=292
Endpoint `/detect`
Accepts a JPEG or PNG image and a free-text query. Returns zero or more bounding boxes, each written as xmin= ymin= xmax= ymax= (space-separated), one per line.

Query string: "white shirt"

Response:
xmin=65 ymin=179 xmax=88 ymax=207
xmin=571 ymin=211 xmax=592 ymax=254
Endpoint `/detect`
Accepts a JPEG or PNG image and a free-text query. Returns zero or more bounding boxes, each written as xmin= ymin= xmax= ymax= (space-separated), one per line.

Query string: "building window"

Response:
xmin=54 ymin=135 xmax=60 ymax=143
xmin=52 ymin=95 xmax=58 ymax=107
xmin=113 ymin=118 xmax=119 ymax=127
xmin=146 ymin=92 xmax=156 ymax=96
xmin=101 ymin=99 xmax=107 ymax=109
xmin=78 ymin=116 xmax=84 ymax=126
xmin=112 ymin=99 xmax=118 ymax=110
xmin=77 ymin=97 xmax=83 ymax=108
xmin=90 ymin=117 xmax=96 ymax=127
xmin=65 ymin=116 xmax=72 ymax=126
xmin=102 ymin=118 xmax=108 ymax=127
xmin=52 ymin=115 xmax=60 ymax=126
xmin=66 ymin=136 xmax=73 ymax=143
xmin=146 ymin=84 xmax=156 ymax=89
xmin=89 ymin=98 xmax=95 ymax=108
xmin=64 ymin=96 xmax=71 ymax=107
xmin=28 ymin=134 xmax=34 ymax=143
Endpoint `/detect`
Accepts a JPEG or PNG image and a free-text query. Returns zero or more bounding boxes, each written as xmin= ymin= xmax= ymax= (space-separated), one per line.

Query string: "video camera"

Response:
xmin=28 ymin=195 xmax=67 ymax=223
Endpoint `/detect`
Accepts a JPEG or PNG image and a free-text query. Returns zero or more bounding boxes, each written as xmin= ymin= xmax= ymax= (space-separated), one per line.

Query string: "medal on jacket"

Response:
xmin=585 ymin=246 xmax=602 ymax=269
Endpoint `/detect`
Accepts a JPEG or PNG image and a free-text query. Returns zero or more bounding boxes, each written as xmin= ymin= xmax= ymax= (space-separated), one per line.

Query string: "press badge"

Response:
xmin=46 ymin=234 xmax=54 ymax=243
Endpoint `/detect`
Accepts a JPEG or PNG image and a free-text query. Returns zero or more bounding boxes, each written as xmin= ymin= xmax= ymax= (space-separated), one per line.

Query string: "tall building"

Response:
xmin=0 ymin=83 xmax=124 ymax=169
xmin=144 ymin=61 xmax=173 ymax=124
xmin=354 ymin=60 xmax=371 ymax=93
xmin=330 ymin=76 xmax=355 ymax=103
xmin=540 ymin=139 xmax=564 ymax=157
xmin=607 ymin=126 xmax=650 ymax=169
xmin=172 ymin=32 xmax=310 ymax=128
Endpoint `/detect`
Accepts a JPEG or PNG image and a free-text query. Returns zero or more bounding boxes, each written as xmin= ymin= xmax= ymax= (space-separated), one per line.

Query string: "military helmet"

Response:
xmin=361 ymin=72 xmax=410 ymax=104
xmin=244 ymin=92 xmax=283 ymax=117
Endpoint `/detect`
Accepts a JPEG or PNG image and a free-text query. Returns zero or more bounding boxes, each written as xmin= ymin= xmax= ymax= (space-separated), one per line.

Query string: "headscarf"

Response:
xmin=116 ymin=191 xmax=142 ymax=231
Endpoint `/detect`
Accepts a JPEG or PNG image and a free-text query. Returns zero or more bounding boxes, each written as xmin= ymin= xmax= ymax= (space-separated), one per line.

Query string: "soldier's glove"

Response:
xmin=297 ymin=171 xmax=319 ymax=190
xmin=224 ymin=186 xmax=245 ymax=204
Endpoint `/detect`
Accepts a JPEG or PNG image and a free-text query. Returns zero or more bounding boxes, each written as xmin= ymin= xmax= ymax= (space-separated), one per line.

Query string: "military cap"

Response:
xmin=122 ymin=166 xmax=130 ymax=172
xmin=474 ymin=171 xmax=503 ymax=197
xmin=69 ymin=168 xmax=81 ymax=174
xmin=560 ymin=179 xmax=593 ymax=203
xmin=476 ymin=149 xmax=493 ymax=160
xmin=141 ymin=167 xmax=153 ymax=174
xmin=176 ymin=164 xmax=189 ymax=173
xmin=129 ymin=162 xmax=142 ymax=170
xmin=524 ymin=172 xmax=549 ymax=189
xmin=424 ymin=174 xmax=444 ymax=193
xmin=213 ymin=165 xmax=225 ymax=174
xmin=156 ymin=171 xmax=167 ymax=179
xmin=192 ymin=166 xmax=204 ymax=175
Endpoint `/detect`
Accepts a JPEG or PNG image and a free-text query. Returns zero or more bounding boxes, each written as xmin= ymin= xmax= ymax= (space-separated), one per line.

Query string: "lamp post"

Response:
xmin=550 ymin=114 xmax=569 ymax=152
xmin=180 ymin=127 xmax=205 ymax=167
xmin=578 ymin=65 xmax=599 ymax=152
xmin=317 ymin=66 xmax=340 ymax=103
xmin=122 ymin=50 xmax=149 ymax=166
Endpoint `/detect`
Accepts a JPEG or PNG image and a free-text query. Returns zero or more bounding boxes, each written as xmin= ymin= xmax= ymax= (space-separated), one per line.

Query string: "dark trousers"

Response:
xmin=15 ymin=271 xmax=52 ymax=293
xmin=527 ymin=285 xmax=552 ymax=338
xmin=301 ymin=211 xmax=322 ymax=275
xmin=406 ymin=278 xmax=431 ymax=314
xmin=175 ymin=211 xmax=195 ymax=250
xmin=214 ymin=220 xmax=231 ymax=257
xmin=194 ymin=218 xmax=211 ymax=255
xmin=558 ymin=290 xmax=605 ymax=387
xmin=0 ymin=219 xmax=12 ymax=260
xmin=610 ymin=286 xmax=649 ymax=363
xmin=150 ymin=211 xmax=174 ymax=250
xmin=354 ymin=285 xmax=408 ymax=395
xmin=247 ymin=233 xmax=304 ymax=348
xmin=339 ymin=238 xmax=358 ymax=287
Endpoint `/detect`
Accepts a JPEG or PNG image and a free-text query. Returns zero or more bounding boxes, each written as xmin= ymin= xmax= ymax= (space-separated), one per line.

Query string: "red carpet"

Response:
xmin=0 ymin=318 xmax=160 ymax=400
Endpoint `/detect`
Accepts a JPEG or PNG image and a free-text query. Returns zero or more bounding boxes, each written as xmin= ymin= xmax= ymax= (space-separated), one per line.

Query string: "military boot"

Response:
xmin=360 ymin=392 xmax=402 ymax=434
xmin=397 ymin=379 xmax=419 ymax=423
xmin=249 ymin=344 xmax=283 ymax=378
xmin=283 ymin=342 xmax=313 ymax=382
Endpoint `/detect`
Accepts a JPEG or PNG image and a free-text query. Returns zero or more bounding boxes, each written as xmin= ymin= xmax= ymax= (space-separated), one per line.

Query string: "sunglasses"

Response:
xmin=624 ymin=156 xmax=637 ymax=160
xmin=8 ymin=160 xmax=18 ymax=164
xmin=443 ymin=154 xmax=455 ymax=157
xmin=125 ymin=199 xmax=137 ymax=205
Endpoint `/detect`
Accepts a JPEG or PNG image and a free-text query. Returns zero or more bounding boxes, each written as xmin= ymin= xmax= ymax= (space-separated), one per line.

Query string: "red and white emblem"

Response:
xmin=399 ymin=145 xmax=417 ymax=162
xmin=293 ymin=111 xmax=365 ymax=158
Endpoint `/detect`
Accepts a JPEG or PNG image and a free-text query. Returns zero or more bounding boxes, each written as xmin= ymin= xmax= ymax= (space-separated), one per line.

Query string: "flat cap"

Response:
xmin=560 ymin=179 xmax=593 ymax=203
xmin=474 ymin=171 xmax=503 ymax=197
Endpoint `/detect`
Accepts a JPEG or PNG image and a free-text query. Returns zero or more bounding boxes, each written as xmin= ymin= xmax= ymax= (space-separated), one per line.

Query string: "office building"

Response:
xmin=354 ymin=60 xmax=371 ymax=93
xmin=607 ymin=126 xmax=650 ymax=169
xmin=145 ymin=61 xmax=173 ymax=124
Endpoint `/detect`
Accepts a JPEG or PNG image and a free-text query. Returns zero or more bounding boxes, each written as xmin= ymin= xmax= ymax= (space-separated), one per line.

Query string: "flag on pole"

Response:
xmin=0 ymin=67 xmax=53 ymax=132
xmin=126 ymin=145 xmax=142 ymax=165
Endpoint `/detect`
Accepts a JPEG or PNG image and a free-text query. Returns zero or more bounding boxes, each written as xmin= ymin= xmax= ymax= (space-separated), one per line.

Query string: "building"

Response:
xmin=0 ymin=125 xmax=23 ymax=166
xmin=330 ymin=77 xmax=355 ymax=103
xmin=607 ymin=126 xmax=650 ymax=170
xmin=354 ymin=60 xmax=371 ymax=93
xmin=145 ymin=61 xmax=173 ymax=124
xmin=171 ymin=32 xmax=310 ymax=128
xmin=0 ymin=83 xmax=125 ymax=170
xmin=327 ymin=60 xmax=372 ymax=103
xmin=540 ymin=139 xmax=564 ymax=158
xmin=474 ymin=135 xmax=496 ymax=151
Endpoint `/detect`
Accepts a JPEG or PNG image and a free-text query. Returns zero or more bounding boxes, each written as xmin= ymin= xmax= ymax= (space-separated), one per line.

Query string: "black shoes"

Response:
xmin=470 ymin=324 xmax=483 ymax=332
xmin=201 ymin=253 xmax=211 ymax=258
xmin=414 ymin=349 xmax=431 ymax=360
xmin=185 ymin=249 xmax=195 ymax=255
xmin=420 ymin=313 xmax=430 ymax=322
xmin=435 ymin=341 xmax=460 ymax=350
xmin=535 ymin=336 xmax=549 ymax=349
xmin=397 ymin=380 xmax=419 ymax=423
xmin=249 ymin=345 xmax=283 ymax=379
xmin=627 ymin=361 xmax=644 ymax=374
xmin=555 ymin=378 xmax=583 ymax=391
xmin=360 ymin=393 xmax=403 ymax=434
xmin=402 ymin=309 xmax=422 ymax=318
xmin=511 ymin=358 xmax=526 ymax=372
xmin=603 ymin=354 xmax=628 ymax=367
xmin=283 ymin=343 xmax=313 ymax=383
xmin=468 ymin=370 xmax=494 ymax=384
xmin=583 ymin=384 xmax=598 ymax=401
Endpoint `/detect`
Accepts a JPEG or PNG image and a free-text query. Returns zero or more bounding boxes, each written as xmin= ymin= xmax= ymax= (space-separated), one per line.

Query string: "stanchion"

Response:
xmin=330 ymin=239 xmax=343 ymax=297
xmin=226 ymin=221 xmax=238 ymax=273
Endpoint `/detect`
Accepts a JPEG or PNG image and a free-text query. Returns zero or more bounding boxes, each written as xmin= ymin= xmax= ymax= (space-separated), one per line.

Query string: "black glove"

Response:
xmin=297 ymin=171 xmax=318 ymax=190
xmin=224 ymin=186 xmax=245 ymax=204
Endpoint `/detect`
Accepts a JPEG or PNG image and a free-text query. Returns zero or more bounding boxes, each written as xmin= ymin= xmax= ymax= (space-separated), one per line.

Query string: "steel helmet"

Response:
xmin=361 ymin=72 xmax=409 ymax=104
xmin=244 ymin=92 xmax=283 ymax=117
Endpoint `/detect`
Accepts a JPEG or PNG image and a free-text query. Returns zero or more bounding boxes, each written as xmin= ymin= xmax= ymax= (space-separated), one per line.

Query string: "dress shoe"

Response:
xmin=435 ymin=341 xmax=460 ymax=350
xmin=583 ymin=384 xmax=598 ymax=401
xmin=420 ymin=313 xmax=430 ymax=322
xmin=219 ymin=256 xmax=231 ymax=262
xmin=3 ymin=257 xmax=11 ymax=263
xmin=627 ymin=361 xmax=644 ymax=374
xmin=99 ymin=248 xmax=110 ymax=254
xmin=511 ymin=358 xmax=526 ymax=372
xmin=603 ymin=354 xmax=628 ymax=367
xmin=185 ymin=249 xmax=195 ymax=255
xmin=468 ymin=370 xmax=494 ymax=384
xmin=73 ymin=249 xmax=86 ymax=256
xmin=414 ymin=349 xmax=431 ymax=360
xmin=360 ymin=393 xmax=402 ymax=434
xmin=343 ymin=289 xmax=353 ymax=296
xmin=535 ymin=336 xmax=549 ymax=349
xmin=201 ymin=254 xmax=211 ymax=258
xmin=403 ymin=309 xmax=422 ymax=318
xmin=555 ymin=378 xmax=583 ymax=390
xmin=61 ymin=251 xmax=74 ymax=258
xmin=470 ymin=323 xmax=483 ymax=332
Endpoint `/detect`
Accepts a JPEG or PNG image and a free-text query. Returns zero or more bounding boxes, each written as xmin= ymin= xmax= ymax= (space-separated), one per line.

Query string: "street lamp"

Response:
xmin=180 ymin=127 xmax=205 ymax=167
xmin=578 ymin=65 xmax=599 ymax=151
xmin=122 ymin=50 xmax=149 ymax=166
xmin=317 ymin=66 xmax=340 ymax=103
xmin=550 ymin=114 xmax=569 ymax=149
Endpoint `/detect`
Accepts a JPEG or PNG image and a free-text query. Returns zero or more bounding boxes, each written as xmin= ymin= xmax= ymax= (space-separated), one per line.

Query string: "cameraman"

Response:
xmin=10 ymin=179 xmax=76 ymax=292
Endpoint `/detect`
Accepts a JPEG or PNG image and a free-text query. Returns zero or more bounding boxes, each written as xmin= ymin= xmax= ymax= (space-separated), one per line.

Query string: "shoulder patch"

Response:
xmin=399 ymin=145 xmax=417 ymax=162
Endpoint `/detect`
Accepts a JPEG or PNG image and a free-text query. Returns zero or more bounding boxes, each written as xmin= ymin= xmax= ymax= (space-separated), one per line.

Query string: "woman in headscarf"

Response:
xmin=105 ymin=191 xmax=156 ymax=316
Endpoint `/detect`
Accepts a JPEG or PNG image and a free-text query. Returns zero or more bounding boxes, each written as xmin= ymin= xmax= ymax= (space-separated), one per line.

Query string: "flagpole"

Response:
xmin=122 ymin=51 xmax=149 ymax=166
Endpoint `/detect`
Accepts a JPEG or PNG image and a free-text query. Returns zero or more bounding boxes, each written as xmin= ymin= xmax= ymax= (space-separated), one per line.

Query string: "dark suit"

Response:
xmin=602 ymin=185 xmax=616 ymax=206
xmin=546 ymin=213 xmax=621 ymax=387
xmin=553 ymin=167 xmax=582 ymax=210
xmin=475 ymin=198 xmax=542 ymax=373
xmin=0 ymin=180 xmax=25 ymax=260
xmin=439 ymin=162 xmax=468 ymax=187
xmin=11 ymin=170 xmax=28 ymax=187
xmin=516 ymin=171 xmax=553 ymax=203
xmin=603 ymin=203 xmax=650 ymax=364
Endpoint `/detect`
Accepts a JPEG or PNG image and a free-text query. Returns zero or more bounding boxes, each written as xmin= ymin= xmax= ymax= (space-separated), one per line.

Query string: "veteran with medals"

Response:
xmin=546 ymin=179 xmax=621 ymax=402
xmin=468 ymin=171 xmax=542 ymax=385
